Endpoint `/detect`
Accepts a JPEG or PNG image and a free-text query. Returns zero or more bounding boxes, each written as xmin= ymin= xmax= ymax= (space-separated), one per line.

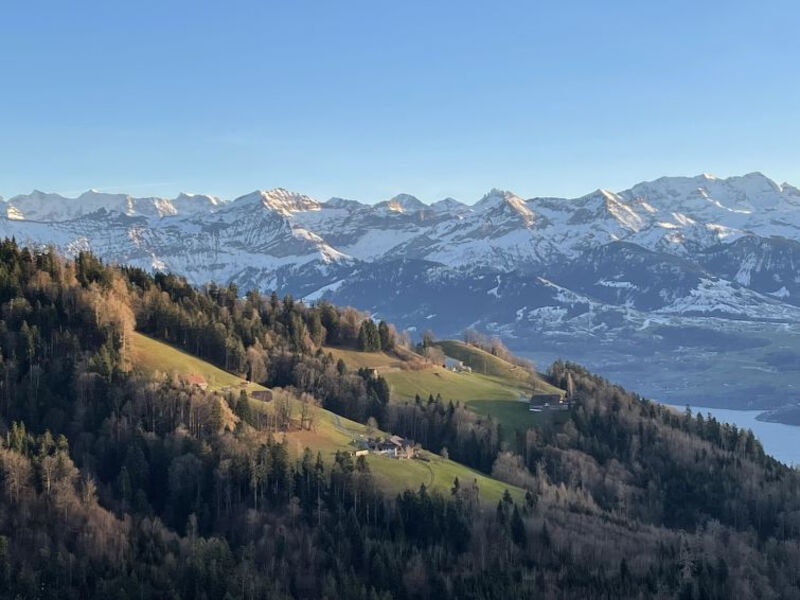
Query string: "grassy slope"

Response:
xmin=385 ymin=367 xmax=568 ymax=435
xmin=326 ymin=340 xmax=567 ymax=434
xmin=133 ymin=332 xmax=521 ymax=504
xmin=434 ymin=340 xmax=568 ymax=433
xmin=132 ymin=332 xmax=260 ymax=392
xmin=324 ymin=346 xmax=411 ymax=372
xmin=437 ymin=340 xmax=564 ymax=395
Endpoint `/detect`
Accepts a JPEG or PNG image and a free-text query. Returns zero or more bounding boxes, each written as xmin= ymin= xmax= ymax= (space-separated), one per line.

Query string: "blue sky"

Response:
xmin=1 ymin=1 xmax=799 ymax=203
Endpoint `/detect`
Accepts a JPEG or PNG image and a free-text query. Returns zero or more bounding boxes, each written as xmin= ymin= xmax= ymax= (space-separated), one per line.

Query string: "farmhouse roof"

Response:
xmin=185 ymin=374 xmax=207 ymax=386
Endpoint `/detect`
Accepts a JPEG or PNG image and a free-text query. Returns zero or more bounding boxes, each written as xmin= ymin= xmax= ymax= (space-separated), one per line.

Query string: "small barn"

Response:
xmin=184 ymin=374 xmax=208 ymax=391
xmin=365 ymin=435 xmax=416 ymax=459
xmin=444 ymin=356 xmax=470 ymax=372
xmin=529 ymin=393 xmax=565 ymax=412
xmin=376 ymin=439 xmax=399 ymax=457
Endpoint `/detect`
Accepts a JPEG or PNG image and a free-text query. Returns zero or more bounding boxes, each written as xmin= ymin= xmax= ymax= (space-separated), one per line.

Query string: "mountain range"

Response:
xmin=3 ymin=172 xmax=800 ymax=409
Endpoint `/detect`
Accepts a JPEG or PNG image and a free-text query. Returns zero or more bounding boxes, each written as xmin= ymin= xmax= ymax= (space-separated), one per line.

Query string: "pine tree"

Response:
xmin=378 ymin=321 xmax=394 ymax=350
xmin=236 ymin=391 xmax=253 ymax=426
xmin=511 ymin=505 xmax=527 ymax=548
xmin=358 ymin=320 xmax=381 ymax=352
xmin=358 ymin=322 xmax=370 ymax=351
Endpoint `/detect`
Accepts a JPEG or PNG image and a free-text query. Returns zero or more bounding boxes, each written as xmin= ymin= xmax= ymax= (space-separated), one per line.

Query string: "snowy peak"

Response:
xmin=728 ymin=171 xmax=780 ymax=192
xmin=781 ymin=183 xmax=800 ymax=197
xmin=473 ymin=188 xmax=513 ymax=210
xmin=430 ymin=197 xmax=469 ymax=214
xmin=584 ymin=189 xmax=643 ymax=231
xmin=3 ymin=171 xmax=799 ymax=276
xmin=75 ymin=189 xmax=170 ymax=218
xmin=172 ymin=192 xmax=222 ymax=213
xmin=232 ymin=188 xmax=321 ymax=215
xmin=376 ymin=193 xmax=427 ymax=213
xmin=5 ymin=188 xmax=223 ymax=221
xmin=323 ymin=197 xmax=366 ymax=210
xmin=7 ymin=190 xmax=72 ymax=221
xmin=624 ymin=172 xmax=792 ymax=215
xmin=473 ymin=188 xmax=534 ymax=226
xmin=7 ymin=189 xmax=149 ymax=221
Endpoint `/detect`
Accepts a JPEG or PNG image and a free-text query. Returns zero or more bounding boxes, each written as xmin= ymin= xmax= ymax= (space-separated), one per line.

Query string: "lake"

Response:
xmin=667 ymin=404 xmax=800 ymax=467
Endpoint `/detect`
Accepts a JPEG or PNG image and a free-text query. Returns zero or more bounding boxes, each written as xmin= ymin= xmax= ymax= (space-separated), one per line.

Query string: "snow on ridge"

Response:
xmin=430 ymin=197 xmax=469 ymax=214
xmin=596 ymin=279 xmax=638 ymax=290
xmin=4 ymin=188 xmax=225 ymax=221
xmin=323 ymin=197 xmax=366 ymax=210
xmin=172 ymin=192 xmax=223 ymax=212
xmin=655 ymin=278 xmax=800 ymax=320
xmin=4 ymin=172 xmax=800 ymax=301
xmin=232 ymin=188 xmax=321 ymax=216
xmin=290 ymin=226 xmax=350 ymax=264
xmin=303 ymin=279 xmax=346 ymax=302
xmin=473 ymin=189 xmax=534 ymax=225
xmin=385 ymin=194 xmax=427 ymax=213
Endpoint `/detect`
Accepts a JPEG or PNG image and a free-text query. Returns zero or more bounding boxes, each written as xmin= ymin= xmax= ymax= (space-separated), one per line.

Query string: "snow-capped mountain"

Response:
xmin=3 ymin=172 xmax=800 ymax=408
xmin=430 ymin=197 xmax=470 ymax=215
xmin=6 ymin=189 xmax=222 ymax=221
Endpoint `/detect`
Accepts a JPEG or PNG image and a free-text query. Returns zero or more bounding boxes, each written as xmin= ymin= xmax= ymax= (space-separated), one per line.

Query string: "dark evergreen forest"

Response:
xmin=0 ymin=240 xmax=799 ymax=599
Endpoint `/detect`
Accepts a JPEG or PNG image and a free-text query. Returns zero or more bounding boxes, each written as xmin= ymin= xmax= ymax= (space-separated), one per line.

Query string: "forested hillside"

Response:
xmin=1 ymin=240 xmax=799 ymax=599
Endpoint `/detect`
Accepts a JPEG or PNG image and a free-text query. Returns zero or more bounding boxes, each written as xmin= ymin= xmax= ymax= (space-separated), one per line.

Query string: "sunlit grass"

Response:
xmin=132 ymin=332 xmax=521 ymax=505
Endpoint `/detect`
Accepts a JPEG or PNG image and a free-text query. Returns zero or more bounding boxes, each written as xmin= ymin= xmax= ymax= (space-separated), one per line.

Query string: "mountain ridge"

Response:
xmin=7 ymin=171 xmax=797 ymax=215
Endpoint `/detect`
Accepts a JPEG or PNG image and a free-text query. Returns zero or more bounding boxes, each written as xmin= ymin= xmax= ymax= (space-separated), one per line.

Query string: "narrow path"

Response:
xmin=332 ymin=413 xmax=350 ymax=435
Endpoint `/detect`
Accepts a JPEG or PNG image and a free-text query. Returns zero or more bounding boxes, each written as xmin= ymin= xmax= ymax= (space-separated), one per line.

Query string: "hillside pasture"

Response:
xmin=132 ymin=332 xmax=522 ymax=504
